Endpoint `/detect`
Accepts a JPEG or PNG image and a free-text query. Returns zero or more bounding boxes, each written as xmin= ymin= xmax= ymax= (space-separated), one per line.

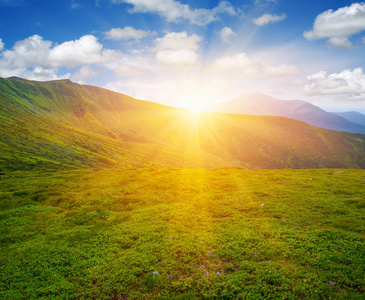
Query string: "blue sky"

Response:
xmin=1 ymin=0 xmax=365 ymax=112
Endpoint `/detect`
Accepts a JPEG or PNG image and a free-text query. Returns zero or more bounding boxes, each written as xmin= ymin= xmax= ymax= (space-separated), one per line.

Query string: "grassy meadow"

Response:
xmin=1 ymin=168 xmax=364 ymax=299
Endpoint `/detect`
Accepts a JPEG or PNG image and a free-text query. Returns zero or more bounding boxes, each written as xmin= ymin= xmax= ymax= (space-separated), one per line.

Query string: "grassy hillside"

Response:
xmin=0 ymin=168 xmax=364 ymax=299
xmin=1 ymin=77 xmax=365 ymax=170
xmin=0 ymin=77 xmax=228 ymax=170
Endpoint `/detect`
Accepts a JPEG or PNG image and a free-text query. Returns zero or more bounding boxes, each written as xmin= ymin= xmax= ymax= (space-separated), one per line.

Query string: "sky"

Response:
xmin=0 ymin=0 xmax=365 ymax=113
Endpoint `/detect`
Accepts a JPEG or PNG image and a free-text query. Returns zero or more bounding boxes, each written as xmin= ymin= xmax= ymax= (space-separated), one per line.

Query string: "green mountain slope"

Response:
xmin=1 ymin=77 xmax=365 ymax=170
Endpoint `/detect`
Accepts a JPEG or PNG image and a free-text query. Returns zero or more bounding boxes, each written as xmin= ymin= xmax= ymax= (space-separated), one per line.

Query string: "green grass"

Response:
xmin=1 ymin=168 xmax=364 ymax=299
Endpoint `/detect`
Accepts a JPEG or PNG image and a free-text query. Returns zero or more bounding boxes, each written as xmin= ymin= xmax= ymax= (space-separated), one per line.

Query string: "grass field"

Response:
xmin=0 ymin=168 xmax=364 ymax=299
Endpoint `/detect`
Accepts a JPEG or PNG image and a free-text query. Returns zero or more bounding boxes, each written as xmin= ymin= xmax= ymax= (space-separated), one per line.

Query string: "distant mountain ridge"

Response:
xmin=333 ymin=111 xmax=365 ymax=127
xmin=210 ymin=92 xmax=365 ymax=134
xmin=1 ymin=77 xmax=365 ymax=170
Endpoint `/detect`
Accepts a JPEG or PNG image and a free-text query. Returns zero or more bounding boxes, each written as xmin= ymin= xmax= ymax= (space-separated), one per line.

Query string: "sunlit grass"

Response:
xmin=0 ymin=168 xmax=364 ymax=299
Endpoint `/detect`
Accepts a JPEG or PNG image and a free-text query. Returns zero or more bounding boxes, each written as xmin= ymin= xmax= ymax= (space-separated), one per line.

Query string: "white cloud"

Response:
xmin=0 ymin=35 xmax=111 ymax=70
xmin=154 ymin=31 xmax=201 ymax=51
xmin=327 ymin=37 xmax=353 ymax=48
xmin=362 ymin=36 xmax=365 ymax=44
xmin=154 ymin=31 xmax=202 ymax=66
xmin=304 ymin=3 xmax=365 ymax=48
xmin=305 ymin=68 xmax=365 ymax=100
xmin=0 ymin=38 xmax=4 ymax=51
xmin=212 ymin=52 xmax=301 ymax=79
xmin=0 ymin=35 xmax=52 ymax=69
xmin=111 ymin=0 xmax=236 ymax=26
xmin=95 ymin=48 xmax=151 ymax=77
xmin=0 ymin=34 xmax=127 ymax=81
xmin=24 ymin=67 xmax=71 ymax=81
xmin=103 ymin=26 xmax=156 ymax=41
xmin=49 ymin=35 xmax=108 ymax=68
xmin=72 ymin=66 xmax=99 ymax=83
xmin=253 ymin=13 xmax=286 ymax=26
xmin=219 ymin=27 xmax=236 ymax=43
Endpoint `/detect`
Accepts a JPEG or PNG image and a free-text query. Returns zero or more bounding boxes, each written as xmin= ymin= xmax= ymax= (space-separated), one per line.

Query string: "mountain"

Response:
xmin=333 ymin=111 xmax=365 ymax=127
xmin=1 ymin=77 xmax=365 ymax=171
xmin=211 ymin=92 xmax=365 ymax=134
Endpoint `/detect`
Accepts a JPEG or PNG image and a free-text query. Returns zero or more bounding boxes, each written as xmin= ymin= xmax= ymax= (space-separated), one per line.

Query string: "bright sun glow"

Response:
xmin=179 ymin=99 xmax=208 ymax=112
xmin=189 ymin=104 xmax=204 ymax=112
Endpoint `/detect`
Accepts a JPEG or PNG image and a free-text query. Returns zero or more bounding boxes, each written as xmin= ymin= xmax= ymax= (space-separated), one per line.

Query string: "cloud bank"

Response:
xmin=304 ymin=3 xmax=365 ymax=48
xmin=0 ymin=34 xmax=124 ymax=80
xmin=110 ymin=0 xmax=236 ymax=26
xmin=305 ymin=68 xmax=365 ymax=100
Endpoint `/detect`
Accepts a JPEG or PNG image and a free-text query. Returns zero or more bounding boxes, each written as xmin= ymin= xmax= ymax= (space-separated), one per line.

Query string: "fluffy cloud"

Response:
xmin=23 ymin=67 xmax=70 ymax=81
xmin=72 ymin=65 xmax=99 ymax=83
xmin=0 ymin=35 xmax=52 ymax=69
xmin=49 ymin=35 xmax=109 ymax=68
xmin=305 ymin=68 xmax=365 ymax=100
xmin=327 ymin=37 xmax=352 ymax=48
xmin=154 ymin=31 xmax=201 ymax=50
xmin=0 ymin=34 xmax=125 ymax=81
xmin=111 ymin=0 xmax=236 ymax=26
xmin=304 ymin=3 xmax=365 ymax=48
xmin=154 ymin=31 xmax=202 ymax=66
xmin=219 ymin=27 xmax=236 ymax=43
xmin=212 ymin=52 xmax=302 ymax=79
xmin=0 ymin=34 xmax=111 ymax=70
xmin=103 ymin=26 xmax=156 ymax=41
xmin=0 ymin=38 xmax=4 ymax=51
xmin=253 ymin=13 xmax=286 ymax=26
xmin=0 ymin=34 xmax=149 ymax=82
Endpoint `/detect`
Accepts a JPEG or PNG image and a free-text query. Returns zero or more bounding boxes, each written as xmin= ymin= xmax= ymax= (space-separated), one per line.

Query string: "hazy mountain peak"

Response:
xmin=212 ymin=92 xmax=365 ymax=134
xmin=333 ymin=111 xmax=365 ymax=127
